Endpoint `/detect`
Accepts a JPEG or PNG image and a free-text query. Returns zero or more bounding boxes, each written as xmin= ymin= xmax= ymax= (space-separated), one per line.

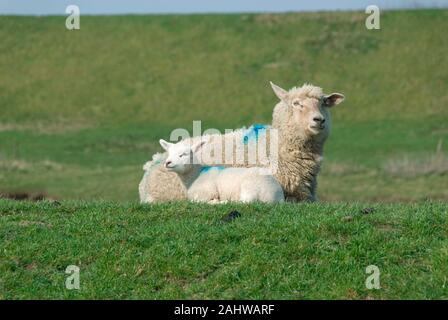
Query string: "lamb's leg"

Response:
xmin=205 ymin=199 xmax=229 ymax=205
xmin=189 ymin=189 xmax=219 ymax=204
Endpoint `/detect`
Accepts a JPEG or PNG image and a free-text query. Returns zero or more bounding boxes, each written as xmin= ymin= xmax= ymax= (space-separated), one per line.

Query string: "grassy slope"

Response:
xmin=0 ymin=10 xmax=447 ymax=201
xmin=0 ymin=200 xmax=447 ymax=299
xmin=1 ymin=11 xmax=447 ymax=300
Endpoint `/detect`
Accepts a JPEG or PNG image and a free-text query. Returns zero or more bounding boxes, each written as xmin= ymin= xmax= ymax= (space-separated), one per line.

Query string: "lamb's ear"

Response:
xmin=323 ymin=93 xmax=345 ymax=107
xmin=159 ymin=139 xmax=173 ymax=151
xmin=191 ymin=137 xmax=208 ymax=153
xmin=270 ymin=81 xmax=289 ymax=102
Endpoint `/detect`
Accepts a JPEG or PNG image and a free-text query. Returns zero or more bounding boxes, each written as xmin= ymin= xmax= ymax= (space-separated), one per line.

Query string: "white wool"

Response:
xmin=188 ymin=167 xmax=284 ymax=204
xmin=139 ymin=152 xmax=166 ymax=203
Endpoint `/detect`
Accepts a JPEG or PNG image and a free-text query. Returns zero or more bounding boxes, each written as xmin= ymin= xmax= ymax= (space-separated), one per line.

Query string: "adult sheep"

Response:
xmin=138 ymin=82 xmax=344 ymax=203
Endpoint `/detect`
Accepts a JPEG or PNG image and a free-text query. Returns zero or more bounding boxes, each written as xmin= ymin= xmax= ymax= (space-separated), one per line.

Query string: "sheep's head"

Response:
xmin=270 ymin=82 xmax=344 ymax=141
xmin=159 ymin=138 xmax=207 ymax=174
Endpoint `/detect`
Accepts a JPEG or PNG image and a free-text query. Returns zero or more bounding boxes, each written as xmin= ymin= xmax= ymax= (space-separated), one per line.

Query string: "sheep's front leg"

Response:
xmin=189 ymin=195 xmax=212 ymax=203
xmin=204 ymin=198 xmax=228 ymax=205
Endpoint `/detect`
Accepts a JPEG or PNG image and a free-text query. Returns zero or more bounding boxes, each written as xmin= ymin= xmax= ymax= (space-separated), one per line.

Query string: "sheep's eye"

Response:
xmin=179 ymin=153 xmax=188 ymax=158
xmin=293 ymin=101 xmax=302 ymax=107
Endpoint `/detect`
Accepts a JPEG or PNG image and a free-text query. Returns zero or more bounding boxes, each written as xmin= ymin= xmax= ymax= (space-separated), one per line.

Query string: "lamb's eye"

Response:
xmin=293 ymin=101 xmax=302 ymax=107
xmin=179 ymin=153 xmax=188 ymax=158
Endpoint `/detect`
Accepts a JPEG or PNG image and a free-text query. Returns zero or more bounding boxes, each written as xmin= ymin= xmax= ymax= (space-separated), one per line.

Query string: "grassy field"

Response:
xmin=1 ymin=200 xmax=447 ymax=299
xmin=0 ymin=10 xmax=448 ymax=300
xmin=0 ymin=10 xmax=447 ymax=202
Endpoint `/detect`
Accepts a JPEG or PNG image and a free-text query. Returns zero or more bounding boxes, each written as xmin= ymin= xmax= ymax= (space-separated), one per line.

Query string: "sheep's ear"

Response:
xmin=270 ymin=81 xmax=289 ymax=102
xmin=323 ymin=93 xmax=345 ymax=107
xmin=159 ymin=139 xmax=173 ymax=151
xmin=191 ymin=138 xmax=208 ymax=153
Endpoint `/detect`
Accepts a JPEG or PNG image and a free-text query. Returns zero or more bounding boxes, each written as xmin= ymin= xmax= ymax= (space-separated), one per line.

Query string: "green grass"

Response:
xmin=1 ymin=200 xmax=447 ymax=299
xmin=0 ymin=10 xmax=447 ymax=300
xmin=0 ymin=10 xmax=447 ymax=202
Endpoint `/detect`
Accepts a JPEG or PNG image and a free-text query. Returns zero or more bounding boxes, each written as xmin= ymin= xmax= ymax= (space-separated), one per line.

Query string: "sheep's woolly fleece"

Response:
xmin=186 ymin=166 xmax=285 ymax=204
xmin=139 ymin=83 xmax=343 ymax=203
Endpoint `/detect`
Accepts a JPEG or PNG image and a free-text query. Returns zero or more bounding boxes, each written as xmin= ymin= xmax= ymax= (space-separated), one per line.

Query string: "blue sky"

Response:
xmin=1 ymin=0 xmax=448 ymax=15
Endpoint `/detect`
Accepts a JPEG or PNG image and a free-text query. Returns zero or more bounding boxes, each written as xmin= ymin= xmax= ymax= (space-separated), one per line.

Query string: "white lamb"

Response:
xmin=159 ymin=138 xmax=284 ymax=204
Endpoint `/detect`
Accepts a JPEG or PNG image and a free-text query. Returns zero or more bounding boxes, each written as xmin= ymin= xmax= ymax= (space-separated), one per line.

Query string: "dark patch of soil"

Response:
xmin=0 ymin=191 xmax=48 ymax=202
xmin=222 ymin=210 xmax=242 ymax=223
xmin=361 ymin=207 xmax=376 ymax=215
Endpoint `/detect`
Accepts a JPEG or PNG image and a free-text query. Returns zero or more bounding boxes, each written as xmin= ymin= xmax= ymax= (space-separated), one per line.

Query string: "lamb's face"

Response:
xmin=270 ymin=82 xmax=345 ymax=140
xmin=159 ymin=139 xmax=207 ymax=174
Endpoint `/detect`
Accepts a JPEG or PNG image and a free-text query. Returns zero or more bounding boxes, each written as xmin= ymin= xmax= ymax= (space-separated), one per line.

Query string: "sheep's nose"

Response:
xmin=165 ymin=161 xmax=172 ymax=168
xmin=313 ymin=116 xmax=325 ymax=123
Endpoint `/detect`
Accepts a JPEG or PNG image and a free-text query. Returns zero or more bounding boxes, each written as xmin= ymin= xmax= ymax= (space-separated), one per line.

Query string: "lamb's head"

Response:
xmin=159 ymin=138 xmax=207 ymax=174
xmin=270 ymin=82 xmax=344 ymax=141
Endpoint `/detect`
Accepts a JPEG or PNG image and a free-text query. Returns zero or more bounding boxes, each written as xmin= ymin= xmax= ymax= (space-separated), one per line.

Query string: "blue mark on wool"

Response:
xmin=243 ymin=124 xmax=267 ymax=144
xmin=200 ymin=166 xmax=225 ymax=174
